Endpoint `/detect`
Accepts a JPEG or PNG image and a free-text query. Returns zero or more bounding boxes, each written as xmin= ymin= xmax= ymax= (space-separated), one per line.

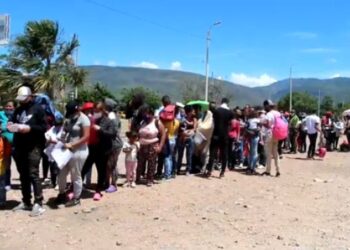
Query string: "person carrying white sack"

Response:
xmin=44 ymin=111 xmax=64 ymax=189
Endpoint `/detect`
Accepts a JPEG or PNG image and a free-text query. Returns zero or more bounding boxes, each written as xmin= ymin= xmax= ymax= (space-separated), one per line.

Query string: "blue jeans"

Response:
xmin=164 ymin=138 xmax=177 ymax=179
xmin=248 ymin=136 xmax=259 ymax=170
xmin=0 ymin=174 xmax=6 ymax=204
xmin=177 ymin=137 xmax=194 ymax=173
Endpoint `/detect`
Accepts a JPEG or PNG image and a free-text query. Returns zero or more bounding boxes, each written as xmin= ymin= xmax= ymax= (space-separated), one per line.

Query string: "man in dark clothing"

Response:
xmin=10 ymin=86 xmax=47 ymax=216
xmin=206 ymin=98 xmax=234 ymax=178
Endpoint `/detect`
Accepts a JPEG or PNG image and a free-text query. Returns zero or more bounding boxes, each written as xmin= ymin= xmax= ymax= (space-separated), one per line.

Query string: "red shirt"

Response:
xmin=88 ymin=116 xmax=99 ymax=145
xmin=228 ymin=119 xmax=241 ymax=139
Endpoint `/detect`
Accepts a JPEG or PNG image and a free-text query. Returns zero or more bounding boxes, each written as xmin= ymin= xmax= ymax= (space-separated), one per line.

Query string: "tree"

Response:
xmin=320 ymin=96 xmax=334 ymax=114
xmin=182 ymin=79 xmax=234 ymax=105
xmin=209 ymin=79 xmax=234 ymax=105
xmin=0 ymin=19 xmax=86 ymax=100
xmin=78 ymin=82 xmax=116 ymax=103
xmin=278 ymin=92 xmax=317 ymax=114
xmin=119 ymin=86 xmax=161 ymax=110
xmin=181 ymin=81 xmax=204 ymax=104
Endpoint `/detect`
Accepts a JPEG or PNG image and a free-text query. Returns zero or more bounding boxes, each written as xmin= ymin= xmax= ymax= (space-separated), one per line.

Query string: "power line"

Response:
xmin=84 ymin=0 xmax=203 ymax=39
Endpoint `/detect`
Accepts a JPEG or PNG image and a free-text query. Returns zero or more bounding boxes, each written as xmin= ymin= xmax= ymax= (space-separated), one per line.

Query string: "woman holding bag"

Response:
xmin=56 ymin=100 xmax=90 ymax=207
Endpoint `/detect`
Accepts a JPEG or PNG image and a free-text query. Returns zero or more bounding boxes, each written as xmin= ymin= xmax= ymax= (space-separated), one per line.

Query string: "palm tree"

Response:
xmin=0 ymin=20 xmax=86 ymax=100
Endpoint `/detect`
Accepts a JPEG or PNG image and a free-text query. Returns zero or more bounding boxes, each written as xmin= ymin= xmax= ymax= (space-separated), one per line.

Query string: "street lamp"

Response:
xmin=205 ymin=21 xmax=221 ymax=102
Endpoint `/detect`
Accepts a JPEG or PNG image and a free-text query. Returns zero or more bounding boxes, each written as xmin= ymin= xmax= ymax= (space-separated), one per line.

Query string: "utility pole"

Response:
xmin=205 ymin=21 xmax=221 ymax=102
xmin=289 ymin=66 xmax=293 ymax=112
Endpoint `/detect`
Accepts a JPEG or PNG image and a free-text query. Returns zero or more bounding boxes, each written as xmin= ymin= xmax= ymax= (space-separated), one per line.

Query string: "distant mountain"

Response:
xmin=256 ymin=78 xmax=350 ymax=103
xmin=82 ymin=66 xmax=350 ymax=106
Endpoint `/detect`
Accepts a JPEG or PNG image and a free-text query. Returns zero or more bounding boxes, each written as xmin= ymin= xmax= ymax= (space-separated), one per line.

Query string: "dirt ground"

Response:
xmin=1 ymin=134 xmax=350 ymax=249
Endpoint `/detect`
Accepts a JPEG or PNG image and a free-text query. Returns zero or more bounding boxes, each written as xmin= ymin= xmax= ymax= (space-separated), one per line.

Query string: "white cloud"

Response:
xmin=216 ymin=76 xmax=223 ymax=80
xmin=107 ymin=60 xmax=117 ymax=67
xmin=93 ymin=60 xmax=101 ymax=65
xmin=327 ymin=58 xmax=337 ymax=64
xmin=134 ymin=61 xmax=159 ymax=69
xmin=170 ymin=61 xmax=182 ymax=70
xmin=286 ymin=32 xmax=317 ymax=39
xmin=331 ymin=73 xmax=341 ymax=78
xmin=301 ymin=48 xmax=338 ymax=53
xmin=230 ymin=73 xmax=277 ymax=87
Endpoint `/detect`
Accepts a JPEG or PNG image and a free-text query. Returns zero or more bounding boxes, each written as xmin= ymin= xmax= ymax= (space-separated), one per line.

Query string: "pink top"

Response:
xmin=229 ymin=119 xmax=241 ymax=139
xmin=139 ymin=120 xmax=159 ymax=145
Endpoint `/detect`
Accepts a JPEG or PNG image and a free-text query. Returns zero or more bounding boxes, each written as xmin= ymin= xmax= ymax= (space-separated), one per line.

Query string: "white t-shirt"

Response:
xmin=44 ymin=126 xmax=64 ymax=162
xmin=303 ymin=114 xmax=320 ymax=134
xmin=123 ymin=141 xmax=139 ymax=162
xmin=154 ymin=106 xmax=164 ymax=118
xmin=262 ymin=110 xmax=281 ymax=137
xmin=247 ymin=118 xmax=260 ymax=130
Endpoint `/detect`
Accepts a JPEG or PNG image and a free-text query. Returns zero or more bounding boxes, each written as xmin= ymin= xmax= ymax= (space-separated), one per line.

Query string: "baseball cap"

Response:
xmin=263 ymin=99 xmax=275 ymax=106
xmin=81 ymin=102 xmax=94 ymax=111
xmin=65 ymin=100 xmax=80 ymax=117
xmin=176 ymin=102 xmax=185 ymax=108
xmin=16 ymin=86 xmax=32 ymax=102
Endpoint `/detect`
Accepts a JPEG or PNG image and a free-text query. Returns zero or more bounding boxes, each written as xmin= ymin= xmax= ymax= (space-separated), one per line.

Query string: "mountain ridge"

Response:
xmin=82 ymin=65 xmax=350 ymax=105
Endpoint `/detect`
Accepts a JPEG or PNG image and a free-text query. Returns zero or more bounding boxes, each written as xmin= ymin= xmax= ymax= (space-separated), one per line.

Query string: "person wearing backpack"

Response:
xmin=9 ymin=86 xmax=47 ymax=216
xmin=156 ymin=96 xmax=179 ymax=180
xmin=261 ymin=100 xmax=286 ymax=177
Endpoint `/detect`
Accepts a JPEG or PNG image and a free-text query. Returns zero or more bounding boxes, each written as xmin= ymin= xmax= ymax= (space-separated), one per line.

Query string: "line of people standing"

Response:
xmin=2 ymin=85 xmax=347 ymax=217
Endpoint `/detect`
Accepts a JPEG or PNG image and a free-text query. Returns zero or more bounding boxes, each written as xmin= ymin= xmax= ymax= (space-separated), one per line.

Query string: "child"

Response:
xmin=123 ymin=131 xmax=139 ymax=188
xmin=44 ymin=112 xmax=64 ymax=189
xmin=0 ymin=111 xmax=13 ymax=206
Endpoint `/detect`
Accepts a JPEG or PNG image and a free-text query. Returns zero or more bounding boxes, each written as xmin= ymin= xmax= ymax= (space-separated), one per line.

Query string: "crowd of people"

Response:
xmin=0 ymin=85 xmax=349 ymax=217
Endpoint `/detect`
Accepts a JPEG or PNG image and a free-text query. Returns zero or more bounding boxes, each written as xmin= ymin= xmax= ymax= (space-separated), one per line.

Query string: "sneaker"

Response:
xmin=276 ymin=172 xmax=281 ymax=177
xmin=219 ymin=172 xmax=225 ymax=178
xmin=123 ymin=182 xmax=130 ymax=188
xmin=93 ymin=192 xmax=102 ymax=201
xmin=54 ymin=185 xmax=59 ymax=191
xmin=5 ymin=185 xmax=11 ymax=191
xmin=185 ymin=172 xmax=190 ymax=176
xmin=65 ymin=198 xmax=81 ymax=207
xmin=12 ymin=202 xmax=32 ymax=212
xmin=42 ymin=178 xmax=51 ymax=185
xmin=30 ymin=203 xmax=45 ymax=217
xmin=257 ymin=165 xmax=265 ymax=169
xmin=131 ymin=182 xmax=136 ymax=188
xmin=55 ymin=193 xmax=66 ymax=205
xmin=106 ymin=185 xmax=118 ymax=193
xmin=146 ymin=182 xmax=153 ymax=187
xmin=236 ymin=163 xmax=244 ymax=169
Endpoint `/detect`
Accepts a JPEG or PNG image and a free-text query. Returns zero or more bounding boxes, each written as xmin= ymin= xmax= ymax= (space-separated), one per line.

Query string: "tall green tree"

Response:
xmin=182 ymin=79 xmax=234 ymax=105
xmin=0 ymin=19 xmax=86 ymax=100
xmin=278 ymin=92 xmax=318 ymax=114
xmin=119 ymin=86 xmax=160 ymax=110
xmin=78 ymin=82 xmax=117 ymax=103
xmin=320 ymin=96 xmax=334 ymax=114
